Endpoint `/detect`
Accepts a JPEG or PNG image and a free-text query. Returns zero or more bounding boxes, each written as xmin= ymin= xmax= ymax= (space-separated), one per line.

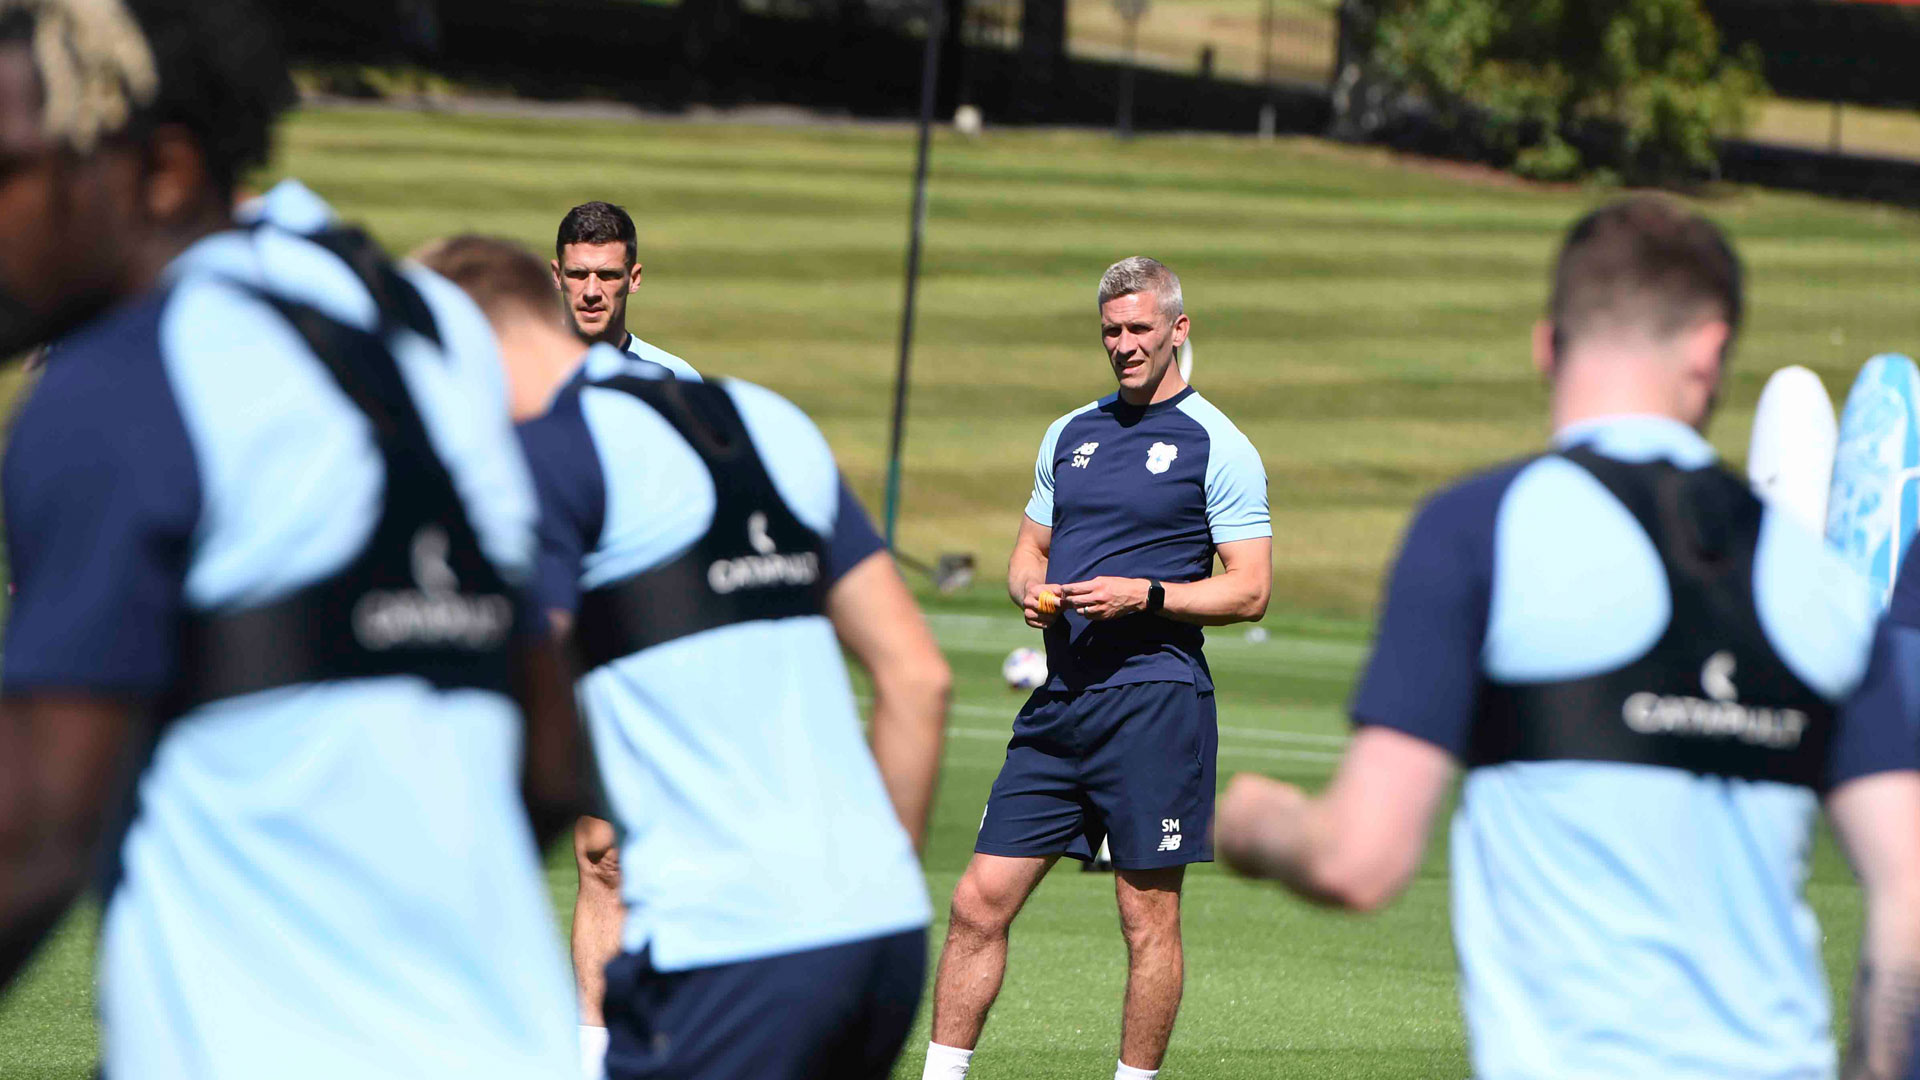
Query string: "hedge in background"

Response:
xmin=1363 ymin=0 xmax=1764 ymax=182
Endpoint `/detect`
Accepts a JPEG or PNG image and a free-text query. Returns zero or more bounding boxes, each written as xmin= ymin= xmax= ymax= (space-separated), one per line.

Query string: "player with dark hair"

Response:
xmin=1217 ymin=196 xmax=1920 ymax=1080
xmin=421 ymin=234 xmax=951 ymax=1080
xmin=553 ymin=199 xmax=700 ymax=380
xmin=421 ymin=232 xmax=691 ymax=1066
xmin=0 ymin=4 xmax=582 ymax=1078
xmin=549 ymin=199 xmax=702 ymax=1058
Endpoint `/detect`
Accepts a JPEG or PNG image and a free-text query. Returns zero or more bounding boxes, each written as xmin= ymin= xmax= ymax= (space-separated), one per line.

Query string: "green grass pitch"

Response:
xmin=2 ymin=105 xmax=1915 ymax=1077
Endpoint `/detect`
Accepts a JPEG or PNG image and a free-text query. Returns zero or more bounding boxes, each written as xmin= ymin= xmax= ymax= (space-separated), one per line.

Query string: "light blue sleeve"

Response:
xmin=625 ymin=334 xmax=704 ymax=383
xmin=403 ymin=267 xmax=540 ymax=582
xmin=576 ymin=389 xmax=713 ymax=590
xmin=1024 ymin=414 xmax=1071 ymax=526
xmin=234 ymin=178 xmax=335 ymax=234
xmin=1179 ymin=395 xmax=1270 ymax=543
xmin=1754 ymin=504 xmax=1874 ymax=701
xmin=727 ymin=380 xmax=837 ymax=536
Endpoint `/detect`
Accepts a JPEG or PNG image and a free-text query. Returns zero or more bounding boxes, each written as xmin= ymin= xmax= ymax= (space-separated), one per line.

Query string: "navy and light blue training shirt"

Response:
xmin=622 ymin=330 xmax=701 ymax=381
xmin=1026 ymin=386 xmax=1269 ymax=691
xmin=518 ymin=345 xmax=929 ymax=972
xmin=1353 ymin=414 xmax=1909 ymax=1080
xmin=1 ymin=182 xmax=575 ymax=1079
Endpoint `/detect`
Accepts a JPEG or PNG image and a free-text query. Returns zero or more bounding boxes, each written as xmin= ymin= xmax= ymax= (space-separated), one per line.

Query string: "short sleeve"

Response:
xmin=1832 ymin=619 xmax=1920 ymax=789
xmin=2 ymin=311 xmax=201 ymax=696
xmin=1205 ymin=430 xmax=1271 ymax=544
xmin=826 ymin=476 xmax=887 ymax=585
xmin=624 ymin=335 xmax=703 ymax=383
xmin=1024 ymin=425 xmax=1059 ymax=526
xmin=515 ymin=399 xmax=606 ymax=617
xmin=1349 ymin=481 xmax=1503 ymax=758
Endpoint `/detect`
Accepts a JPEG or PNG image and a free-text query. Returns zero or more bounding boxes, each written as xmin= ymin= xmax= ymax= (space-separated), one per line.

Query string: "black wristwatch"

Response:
xmin=1145 ymin=580 xmax=1166 ymax=614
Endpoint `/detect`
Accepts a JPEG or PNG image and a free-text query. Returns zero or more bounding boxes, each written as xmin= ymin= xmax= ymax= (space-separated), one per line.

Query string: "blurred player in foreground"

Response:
xmin=553 ymin=200 xmax=700 ymax=380
xmin=0 ymin=3 xmax=583 ymax=1078
xmin=924 ymin=258 xmax=1271 ymax=1080
xmin=1217 ymin=197 xmax=1920 ymax=1080
xmin=420 ymin=235 xmax=950 ymax=1080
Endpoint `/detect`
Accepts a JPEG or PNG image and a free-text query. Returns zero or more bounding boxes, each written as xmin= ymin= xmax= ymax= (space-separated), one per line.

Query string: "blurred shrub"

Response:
xmin=1360 ymin=0 xmax=1764 ymax=183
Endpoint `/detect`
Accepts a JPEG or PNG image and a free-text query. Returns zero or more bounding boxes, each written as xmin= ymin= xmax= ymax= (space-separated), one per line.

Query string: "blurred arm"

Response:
xmin=1216 ymin=726 xmax=1454 ymax=912
xmin=829 ymin=551 xmax=951 ymax=853
xmin=0 ymin=695 xmax=137 ymax=990
xmin=1829 ymin=771 xmax=1920 ymax=1080
xmin=510 ymin=636 xmax=589 ymax=850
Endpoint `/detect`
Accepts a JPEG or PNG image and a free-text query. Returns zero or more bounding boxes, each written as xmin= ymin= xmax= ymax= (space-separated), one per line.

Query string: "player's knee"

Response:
xmin=1121 ymin=914 xmax=1179 ymax=955
xmin=1118 ymin=899 xmax=1181 ymax=954
xmin=578 ymin=842 xmax=621 ymax=892
xmin=947 ymin=874 xmax=1016 ymax=941
xmin=574 ymin=817 xmax=622 ymax=891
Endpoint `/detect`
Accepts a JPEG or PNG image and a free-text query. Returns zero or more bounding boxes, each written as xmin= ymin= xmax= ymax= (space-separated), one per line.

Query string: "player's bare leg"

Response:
xmin=929 ymin=853 xmax=1056 ymax=1048
xmin=1115 ymin=865 xmax=1186 ymax=1071
xmin=572 ymin=816 xmax=623 ymax=1032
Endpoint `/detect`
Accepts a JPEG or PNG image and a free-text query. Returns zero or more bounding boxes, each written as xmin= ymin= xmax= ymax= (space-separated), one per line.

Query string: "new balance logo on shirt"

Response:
xmin=1071 ymin=442 xmax=1100 ymax=468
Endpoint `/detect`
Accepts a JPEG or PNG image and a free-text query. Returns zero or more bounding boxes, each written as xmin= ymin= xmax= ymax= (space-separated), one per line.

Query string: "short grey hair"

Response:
xmin=1097 ymin=256 xmax=1183 ymax=318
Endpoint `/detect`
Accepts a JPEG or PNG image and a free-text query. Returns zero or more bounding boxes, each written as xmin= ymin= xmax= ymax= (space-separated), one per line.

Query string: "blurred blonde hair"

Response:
xmin=2 ymin=0 xmax=157 ymax=151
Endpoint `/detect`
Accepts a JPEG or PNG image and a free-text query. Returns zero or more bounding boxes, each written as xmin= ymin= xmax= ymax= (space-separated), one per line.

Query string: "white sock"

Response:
xmin=578 ymin=1025 xmax=609 ymax=1080
xmin=1115 ymin=1063 xmax=1159 ymax=1080
xmin=922 ymin=1041 xmax=975 ymax=1079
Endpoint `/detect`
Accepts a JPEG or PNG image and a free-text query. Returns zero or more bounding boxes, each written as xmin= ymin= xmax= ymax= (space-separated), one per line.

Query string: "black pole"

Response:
xmin=883 ymin=0 xmax=945 ymax=548
xmin=1117 ymin=19 xmax=1138 ymax=138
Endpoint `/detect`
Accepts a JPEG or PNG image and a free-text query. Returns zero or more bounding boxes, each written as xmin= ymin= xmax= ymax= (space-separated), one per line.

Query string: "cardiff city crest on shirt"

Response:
xmin=1145 ymin=441 xmax=1178 ymax=474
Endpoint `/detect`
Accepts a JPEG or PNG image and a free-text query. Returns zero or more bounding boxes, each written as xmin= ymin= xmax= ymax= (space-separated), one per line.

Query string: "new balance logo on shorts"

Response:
xmin=1158 ymin=818 xmax=1182 ymax=852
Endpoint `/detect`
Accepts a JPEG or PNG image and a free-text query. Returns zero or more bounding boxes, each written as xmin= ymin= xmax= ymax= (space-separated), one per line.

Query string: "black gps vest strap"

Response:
xmin=304 ymin=227 xmax=443 ymax=349
xmin=1468 ymin=446 xmax=1835 ymax=789
xmin=167 ymin=234 xmax=516 ymax=711
xmin=572 ymin=377 xmax=828 ymax=672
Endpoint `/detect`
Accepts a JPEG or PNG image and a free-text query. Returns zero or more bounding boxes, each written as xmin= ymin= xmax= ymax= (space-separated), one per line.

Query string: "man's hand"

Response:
xmin=1214 ymin=729 xmax=1453 ymax=912
xmin=1020 ymin=581 xmax=1064 ymax=629
xmin=1058 ymin=577 xmax=1149 ymax=621
xmin=1216 ymin=772 xmax=1309 ymax=879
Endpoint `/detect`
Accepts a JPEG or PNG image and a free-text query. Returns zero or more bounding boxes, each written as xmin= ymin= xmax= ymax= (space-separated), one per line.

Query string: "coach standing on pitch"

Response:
xmin=1216 ymin=198 xmax=1920 ymax=1080
xmin=922 ymin=257 xmax=1271 ymax=1080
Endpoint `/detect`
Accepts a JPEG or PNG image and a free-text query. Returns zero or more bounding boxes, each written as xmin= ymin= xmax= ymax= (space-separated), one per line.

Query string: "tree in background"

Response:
xmin=1350 ymin=0 xmax=1763 ymax=183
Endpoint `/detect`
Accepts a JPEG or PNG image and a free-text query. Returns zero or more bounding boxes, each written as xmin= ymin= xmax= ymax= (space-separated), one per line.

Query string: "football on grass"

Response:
xmin=1001 ymin=647 xmax=1048 ymax=691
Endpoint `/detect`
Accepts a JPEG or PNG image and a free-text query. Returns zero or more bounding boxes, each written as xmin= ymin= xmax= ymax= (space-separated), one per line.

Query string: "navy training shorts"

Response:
xmin=975 ymin=680 xmax=1217 ymax=869
xmin=601 ymin=929 xmax=926 ymax=1080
